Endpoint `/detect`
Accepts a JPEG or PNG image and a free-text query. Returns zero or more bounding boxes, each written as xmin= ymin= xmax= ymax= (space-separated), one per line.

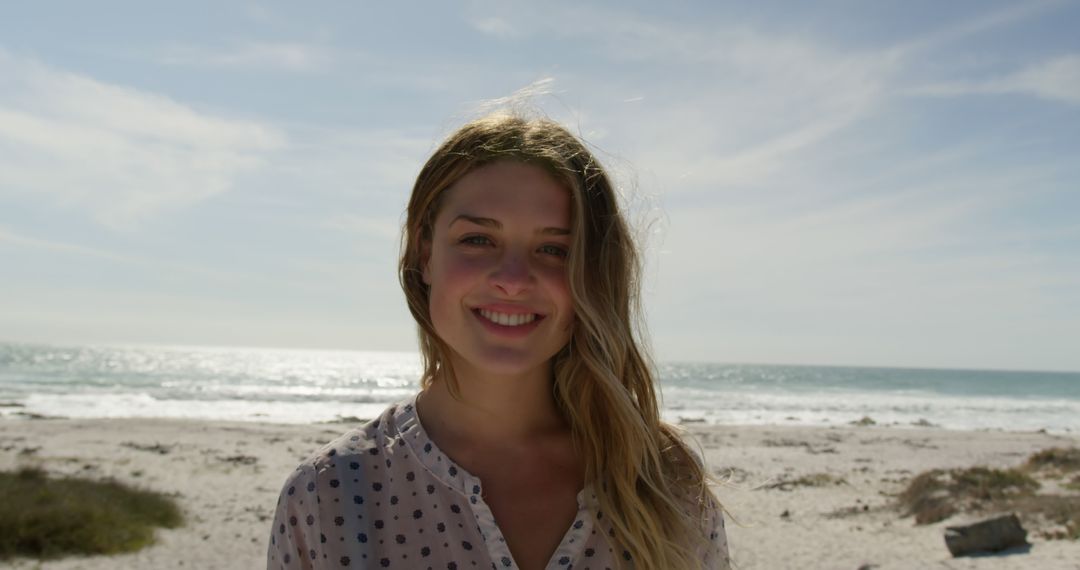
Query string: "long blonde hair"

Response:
xmin=399 ymin=113 xmax=718 ymax=569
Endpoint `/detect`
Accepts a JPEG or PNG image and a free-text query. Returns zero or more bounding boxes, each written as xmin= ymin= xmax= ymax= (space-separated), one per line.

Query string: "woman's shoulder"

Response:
xmin=702 ymin=494 xmax=730 ymax=569
xmin=270 ymin=398 xmax=422 ymax=524
xmin=283 ymin=399 xmax=414 ymax=484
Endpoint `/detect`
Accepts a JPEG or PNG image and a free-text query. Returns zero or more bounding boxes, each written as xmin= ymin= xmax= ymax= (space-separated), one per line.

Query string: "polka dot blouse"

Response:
xmin=267 ymin=395 xmax=729 ymax=569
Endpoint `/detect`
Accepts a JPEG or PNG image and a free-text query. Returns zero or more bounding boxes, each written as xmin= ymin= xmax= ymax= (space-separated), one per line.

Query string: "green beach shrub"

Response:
xmin=0 ymin=467 xmax=183 ymax=560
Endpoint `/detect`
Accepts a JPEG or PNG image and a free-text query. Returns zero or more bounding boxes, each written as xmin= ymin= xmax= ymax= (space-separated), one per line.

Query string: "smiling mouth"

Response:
xmin=475 ymin=308 xmax=542 ymax=327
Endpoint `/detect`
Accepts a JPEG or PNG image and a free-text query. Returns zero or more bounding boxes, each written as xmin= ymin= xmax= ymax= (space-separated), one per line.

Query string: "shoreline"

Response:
xmin=4 ymin=407 xmax=1076 ymax=436
xmin=2 ymin=417 xmax=1079 ymax=569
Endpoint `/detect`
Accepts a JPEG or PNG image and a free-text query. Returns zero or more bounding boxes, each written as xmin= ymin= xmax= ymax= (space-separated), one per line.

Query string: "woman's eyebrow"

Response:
xmin=449 ymin=214 xmax=570 ymax=235
xmin=449 ymin=214 xmax=499 ymax=229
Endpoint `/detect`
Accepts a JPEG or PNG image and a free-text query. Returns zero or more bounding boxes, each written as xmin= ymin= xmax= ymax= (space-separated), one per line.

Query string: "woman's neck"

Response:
xmin=417 ymin=358 xmax=567 ymax=449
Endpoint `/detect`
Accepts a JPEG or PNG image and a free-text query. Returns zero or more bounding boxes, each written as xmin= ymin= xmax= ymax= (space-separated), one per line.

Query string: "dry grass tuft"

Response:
xmin=1011 ymin=495 xmax=1080 ymax=540
xmin=897 ymin=452 xmax=1080 ymax=541
xmin=1025 ymin=447 xmax=1080 ymax=476
xmin=897 ymin=467 xmax=1039 ymax=525
xmin=762 ymin=472 xmax=848 ymax=491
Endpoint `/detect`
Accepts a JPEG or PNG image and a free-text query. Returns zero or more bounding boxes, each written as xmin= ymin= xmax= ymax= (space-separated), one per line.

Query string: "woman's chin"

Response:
xmin=456 ymin=347 xmax=557 ymax=379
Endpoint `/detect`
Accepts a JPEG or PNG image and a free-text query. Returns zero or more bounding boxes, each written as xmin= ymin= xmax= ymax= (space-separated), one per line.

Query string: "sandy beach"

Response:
xmin=1 ymin=416 xmax=1078 ymax=570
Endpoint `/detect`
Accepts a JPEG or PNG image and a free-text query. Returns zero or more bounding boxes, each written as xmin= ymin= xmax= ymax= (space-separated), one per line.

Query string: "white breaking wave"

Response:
xmin=2 ymin=343 xmax=1078 ymax=432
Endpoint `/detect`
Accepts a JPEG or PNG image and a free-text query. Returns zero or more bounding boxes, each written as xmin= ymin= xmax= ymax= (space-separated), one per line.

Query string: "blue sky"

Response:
xmin=1 ymin=1 xmax=1078 ymax=371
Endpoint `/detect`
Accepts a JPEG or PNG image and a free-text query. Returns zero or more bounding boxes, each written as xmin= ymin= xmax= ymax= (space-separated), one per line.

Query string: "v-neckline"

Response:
xmin=394 ymin=394 xmax=598 ymax=569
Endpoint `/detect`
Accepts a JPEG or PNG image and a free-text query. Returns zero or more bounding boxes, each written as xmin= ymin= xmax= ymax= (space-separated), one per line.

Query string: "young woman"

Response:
xmin=268 ymin=114 xmax=729 ymax=569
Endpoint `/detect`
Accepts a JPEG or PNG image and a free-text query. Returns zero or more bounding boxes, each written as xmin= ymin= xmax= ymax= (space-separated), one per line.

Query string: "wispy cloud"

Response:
xmin=888 ymin=0 xmax=1063 ymax=57
xmin=1007 ymin=55 xmax=1080 ymax=104
xmin=480 ymin=7 xmax=896 ymax=180
xmin=0 ymin=50 xmax=285 ymax=229
xmin=555 ymin=34 xmax=894 ymax=194
xmin=156 ymin=40 xmax=336 ymax=72
xmin=479 ymin=3 xmax=1079 ymax=367
xmin=910 ymin=54 xmax=1080 ymax=105
xmin=468 ymin=16 xmax=518 ymax=39
xmin=0 ymin=225 xmax=258 ymax=283
xmin=0 ymin=225 xmax=135 ymax=264
xmin=465 ymin=1 xmax=1071 ymax=201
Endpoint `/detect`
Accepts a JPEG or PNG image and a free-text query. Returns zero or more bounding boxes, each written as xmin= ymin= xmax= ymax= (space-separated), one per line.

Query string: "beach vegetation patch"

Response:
xmin=761 ymin=472 xmax=848 ymax=491
xmin=1009 ymin=495 xmax=1080 ymax=540
xmin=761 ymin=438 xmax=837 ymax=454
xmin=898 ymin=467 xmax=1039 ymax=525
xmin=794 ymin=473 xmax=847 ymax=487
xmin=1024 ymin=447 xmax=1080 ymax=476
xmin=899 ymin=456 xmax=1080 ymax=541
xmin=0 ymin=466 xmax=183 ymax=560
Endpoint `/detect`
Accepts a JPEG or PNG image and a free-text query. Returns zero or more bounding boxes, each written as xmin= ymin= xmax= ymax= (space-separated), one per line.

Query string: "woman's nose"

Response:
xmin=489 ymin=251 xmax=532 ymax=296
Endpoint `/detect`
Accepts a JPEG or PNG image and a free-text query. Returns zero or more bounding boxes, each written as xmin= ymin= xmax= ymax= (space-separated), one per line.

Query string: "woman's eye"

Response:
xmin=459 ymin=235 xmax=492 ymax=246
xmin=539 ymin=244 xmax=569 ymax=258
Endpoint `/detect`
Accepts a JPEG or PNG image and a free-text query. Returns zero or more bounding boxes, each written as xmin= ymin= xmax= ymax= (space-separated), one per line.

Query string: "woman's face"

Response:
xmin=422 ymin=161 xmax=574 ymax=379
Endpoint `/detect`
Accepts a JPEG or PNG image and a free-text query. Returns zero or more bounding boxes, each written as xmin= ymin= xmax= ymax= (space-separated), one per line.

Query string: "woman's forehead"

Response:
xmin=437 ymin=162 xmax=571 ymax=226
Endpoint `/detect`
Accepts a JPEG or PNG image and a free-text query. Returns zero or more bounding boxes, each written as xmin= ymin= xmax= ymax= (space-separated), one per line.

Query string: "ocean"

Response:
xmin=1 ymin=342 xmax=1078 ymax=433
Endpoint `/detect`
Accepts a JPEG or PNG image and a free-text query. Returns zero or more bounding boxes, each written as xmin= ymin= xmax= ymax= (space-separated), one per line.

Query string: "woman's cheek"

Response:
xmin=443 ymin=252 xmax=489 ymax=284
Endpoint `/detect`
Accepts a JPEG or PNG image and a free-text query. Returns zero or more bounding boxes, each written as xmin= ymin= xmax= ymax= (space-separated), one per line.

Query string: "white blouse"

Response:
xmin=268 ymin=395 xmax=729 ymax=569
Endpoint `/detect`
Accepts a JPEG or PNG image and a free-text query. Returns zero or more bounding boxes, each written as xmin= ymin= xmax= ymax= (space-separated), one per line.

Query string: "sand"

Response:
xmin=1 ymin=417 xmax=1078 ymax=570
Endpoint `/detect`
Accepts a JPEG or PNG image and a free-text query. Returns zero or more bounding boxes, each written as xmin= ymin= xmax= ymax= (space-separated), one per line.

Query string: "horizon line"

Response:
xmin=1 ymin=337 xmax=1077 ymax=375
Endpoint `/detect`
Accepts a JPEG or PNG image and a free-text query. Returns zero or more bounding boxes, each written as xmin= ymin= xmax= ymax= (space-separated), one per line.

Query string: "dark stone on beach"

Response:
xmin=122 ymin=441 xmax=174 ymax=454
xmin=13 ymin=411 xmax=62 ymax=420
xmin=320 ymin=416 xmax=367 ymax=424
xmin=944 ymin=513 xmax=1028 ymax=557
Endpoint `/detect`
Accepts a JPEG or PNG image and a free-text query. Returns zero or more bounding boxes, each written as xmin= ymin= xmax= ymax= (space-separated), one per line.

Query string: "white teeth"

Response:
xmin=479 ymin=309 xmax=537 ymax=327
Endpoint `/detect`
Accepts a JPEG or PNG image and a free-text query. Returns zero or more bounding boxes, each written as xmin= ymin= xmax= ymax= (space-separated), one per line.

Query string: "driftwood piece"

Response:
xmin=944 ymin=513 xmax=1029 ymax=557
